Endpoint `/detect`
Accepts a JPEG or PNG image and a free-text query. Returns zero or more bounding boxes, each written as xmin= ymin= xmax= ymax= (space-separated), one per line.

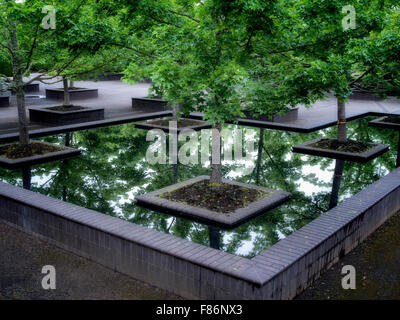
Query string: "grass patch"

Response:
xmin=310 ymin=139 xmax=374 ymax=153
xmin=0 ymin=142 xmax=65 ymax=159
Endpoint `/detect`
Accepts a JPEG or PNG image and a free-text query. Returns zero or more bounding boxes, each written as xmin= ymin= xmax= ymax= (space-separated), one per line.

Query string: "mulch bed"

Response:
xmin=0 ymin=142 xmax=64 ymax=160
xmin=310 ymin=139 xmax=374 ymax=153
xmin=47 ymin=105 xmax=87 ymax=112
xmin=381 ymin=116 xmax=400 ymax=125
xmin=159 ymin=180 xmax=271 ymax=214
xmin=147 ymin=118 xmax=207 ymax=128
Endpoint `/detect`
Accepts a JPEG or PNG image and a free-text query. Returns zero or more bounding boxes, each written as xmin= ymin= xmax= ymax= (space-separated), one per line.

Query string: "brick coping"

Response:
xmin=136 ymin=176 xmax=291 ymax=229
xmin=1 ymin=169 xmax=400 ymax=287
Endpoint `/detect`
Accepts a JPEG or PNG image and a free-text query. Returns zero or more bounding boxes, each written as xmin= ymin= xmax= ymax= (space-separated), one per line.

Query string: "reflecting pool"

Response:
xmin=0 ymin=117 xmax=398 ymax=258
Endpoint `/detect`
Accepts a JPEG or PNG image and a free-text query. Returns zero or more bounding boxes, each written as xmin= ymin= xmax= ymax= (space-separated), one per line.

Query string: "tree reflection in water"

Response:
xmin=0 ymin=117 xmax=397 ymax=258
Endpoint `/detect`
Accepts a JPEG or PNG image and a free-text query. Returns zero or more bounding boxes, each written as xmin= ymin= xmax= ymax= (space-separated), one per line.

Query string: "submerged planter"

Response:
xmin=369 ymin=116 xmax=400 ymax=131
xmin=136 ymin=176 xmax=291 ymax=229
xmin=0 ymin=141 xmax=81 ymax=170
xmin=46 ymin=88 xmax=98 ymax=101
xmin=292 ymin=138 xmax=389 ymax=163
xmin=132 ymin=98 xmax=172 ymax=112
xmin=242 ymin=107 xmax=299 ymax=123
xmin=29 ymin=106 xmax=104 ymax=126
xmin=135 ymin=118 xmax=212 ymax=134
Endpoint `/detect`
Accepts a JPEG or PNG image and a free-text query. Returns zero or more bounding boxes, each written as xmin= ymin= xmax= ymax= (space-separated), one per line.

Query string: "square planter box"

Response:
xmin=46 ymin=88 xmax=98 ymax=101
xmin=242 ymin=107 xmax=299 ymax=122
xmin=135 ymin=118 xmax=212 ymax=134
xmin=29 ymin=106 xmax=105 ymax=126
xmin=0 ymin=96 xmax=10 ymax=108
xmin=11 ymin=83 xmax=40 ymax=94
xmin=292 ymin=138 xmax=389 ymax=163
xmin=136 ymin=176 xmax=291 ymax=229
xmin=0 ymin=141 xmax=81 ymax=170
xmin=94 ymin=73 xmax=124 ymax=81
xmin=369 ymin=116 xmax=400 ymax=131
xmin=132 ymin=98 xmax=172 ymax=112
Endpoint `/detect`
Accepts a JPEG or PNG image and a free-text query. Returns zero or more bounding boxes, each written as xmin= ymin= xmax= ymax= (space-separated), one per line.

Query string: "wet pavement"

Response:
xmin=297 ymin=211 xmax=400 ymax=300
xmin=0 ymin=220 xmax=181 ymax=300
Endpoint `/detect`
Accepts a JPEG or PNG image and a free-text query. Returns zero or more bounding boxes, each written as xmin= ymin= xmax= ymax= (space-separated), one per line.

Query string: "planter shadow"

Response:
xmin=0 ymin=141 xmax=81 ymax=170
xmin=46 ymin=88 xmax=98 ymax=101
xmin=29 ymin=106 xmax=105 ymax=126
xmin=292 ymin=138 xmax=389 ymax=163
xmin=136 ymin=176 xmax=291 ymax=230
xmin=135 ymin=118 xmax=212 ymax=134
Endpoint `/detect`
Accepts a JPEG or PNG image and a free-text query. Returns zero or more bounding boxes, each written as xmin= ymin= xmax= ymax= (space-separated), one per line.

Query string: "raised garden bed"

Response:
xmin=135 ymin=118 xmax=212 ymax=133
xmin=0 ymin=141 xmax=81 ymax=170
xmin=292 ymin=138 xmax=389 ymax=163
xmin=242 ymin=107 xmax=299 ymax=122
xmin=46 ymin=87 xmax=98 ymax=101
xmin=90 ymin=73 xmax=124 ymax=81
xmin=29 ymin=106 xmax=104 ymax=126
xmin=369 ymin=116 xmax=400 ymax=131
xmin=132 ymin=97 xmax=172 ymax=112
xmin=0 ymin=96 xmax=10 ymax=108
xmin=349 ymin=90 xmax=383 ymax=101
xmin=11 ymin=83 xmax=40 ymax=94
xmin=136 ymin=175 xmax=291 ymax=229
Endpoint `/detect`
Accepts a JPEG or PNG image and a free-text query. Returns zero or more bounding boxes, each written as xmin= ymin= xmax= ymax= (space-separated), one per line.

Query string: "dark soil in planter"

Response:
xmin=159 ymin=180 xmax=272 ymax=214
xmin=60 ymin=87 xmax=85 ymax=91
xmin=47 ymin=105 xmax=87 ymax=112
xmin=309 ymin=139 xmax=374 ymax=153
xmin=381 ymin=116 xmax=400 ymax=124
xmin=0 ymin=142 xmax=64 ymax=160
xmin=147 ymin=118 xmax=206 ymax=128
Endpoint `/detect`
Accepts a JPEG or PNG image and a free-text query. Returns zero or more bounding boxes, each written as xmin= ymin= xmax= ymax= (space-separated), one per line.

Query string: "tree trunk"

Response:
xmin=329 ymin=159 xmax=345 ymax=209
xmin=397 ymin=132 xmax=400 ymax=168
xmin=63 ymin=78 xmax=70 ymax=106
xmin=22 ymin=166 xmax=31 ymax=190
xmin=337 ymin=97 xmax=347 ymax=143
xmin=208 ymin=226 xmax=220 ymax=250
xmin=210 ymin=123 xmax=222 ymax=185
xmin=255 ymin=128 xmax=265 ymax=185
xmin=172 ymin=103 xmax=183 ymax=122
xmin=9 ymin=21 xmax=29 ymax=146
xmin=65 ymin=132 xmax=71 ymax=147
xmin=69 ymin=80 xmax=74 ymax=89
xmin=172 ymin=163 xmax=179 ymax=183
